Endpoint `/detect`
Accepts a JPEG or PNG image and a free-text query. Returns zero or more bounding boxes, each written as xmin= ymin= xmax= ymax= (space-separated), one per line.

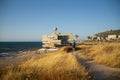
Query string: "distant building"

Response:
xmin=42 ymin=27 xmax=76 ymax=48
xmin=107 ymin=35 xmax=117 ymax=40
xmin=118 ymin=35 xmax=120 ymax=38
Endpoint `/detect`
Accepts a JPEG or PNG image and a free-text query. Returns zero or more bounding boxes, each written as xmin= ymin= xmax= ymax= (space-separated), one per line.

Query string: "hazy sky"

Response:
xmin=0 ymin=0 xmax=120 ymax=41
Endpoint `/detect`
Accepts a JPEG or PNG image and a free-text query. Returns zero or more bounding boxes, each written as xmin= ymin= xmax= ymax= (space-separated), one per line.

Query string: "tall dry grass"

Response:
xmin=80 ymin=42 xmax=120 ymax=68
xmin=0 ymin=47 xmax=91 ymax=80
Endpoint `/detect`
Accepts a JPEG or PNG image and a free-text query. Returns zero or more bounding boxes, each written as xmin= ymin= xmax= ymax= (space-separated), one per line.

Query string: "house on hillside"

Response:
xmin=107 ymin=35 xmax=117 ymax=40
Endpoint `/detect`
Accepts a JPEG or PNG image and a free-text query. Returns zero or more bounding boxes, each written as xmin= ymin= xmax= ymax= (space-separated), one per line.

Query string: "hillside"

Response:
xmin=95 ymin=29 xmax=120 ymax=38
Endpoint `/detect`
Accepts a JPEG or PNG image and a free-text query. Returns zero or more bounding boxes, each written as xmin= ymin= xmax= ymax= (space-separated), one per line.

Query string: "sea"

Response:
xmin=0 ymin=42 xmax=42 ymax=59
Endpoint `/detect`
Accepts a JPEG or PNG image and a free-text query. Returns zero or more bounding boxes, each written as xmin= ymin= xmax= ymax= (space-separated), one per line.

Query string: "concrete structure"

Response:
xmin=42 ymin=27 xmax=76 ymax=48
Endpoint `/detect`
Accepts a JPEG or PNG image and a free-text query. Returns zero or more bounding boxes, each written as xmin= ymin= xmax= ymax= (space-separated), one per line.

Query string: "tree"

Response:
xmin=75 ymin=35 xmax=79 ymax=39
xmin=87 ymin=36 xmax=91 ymax=39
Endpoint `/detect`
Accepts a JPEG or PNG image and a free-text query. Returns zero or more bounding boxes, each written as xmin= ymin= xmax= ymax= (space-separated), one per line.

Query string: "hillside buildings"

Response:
xmin=87 ymin=29 xmax=120 ymax=41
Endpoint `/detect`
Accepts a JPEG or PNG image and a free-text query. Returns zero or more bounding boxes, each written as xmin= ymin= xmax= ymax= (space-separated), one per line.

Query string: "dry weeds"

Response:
xmin=0 ymin=47 xmax=91 ymax=80
xmin=79 ymin=42 xmax=120 ymax=68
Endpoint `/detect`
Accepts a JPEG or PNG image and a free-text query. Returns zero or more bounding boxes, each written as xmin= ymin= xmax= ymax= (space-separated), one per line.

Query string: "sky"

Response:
xmin=0 ymin=0 xmax=120 ymax=41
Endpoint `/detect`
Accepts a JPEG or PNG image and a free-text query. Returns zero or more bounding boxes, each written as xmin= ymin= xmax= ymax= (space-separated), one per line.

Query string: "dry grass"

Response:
xmin=60 ymin=46 xmax=81 ymax=52
xmin=79 ymin=42 xmax=120 ymax=68
xmin=0 ymin=47 xmax=91 ymax=80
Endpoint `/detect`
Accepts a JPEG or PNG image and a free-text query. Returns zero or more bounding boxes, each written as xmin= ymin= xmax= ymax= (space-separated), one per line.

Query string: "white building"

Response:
xmin=42 ymin=27 xmax=76 ymax=48
xmin=107 ymin=35 xmax=117 ymax=40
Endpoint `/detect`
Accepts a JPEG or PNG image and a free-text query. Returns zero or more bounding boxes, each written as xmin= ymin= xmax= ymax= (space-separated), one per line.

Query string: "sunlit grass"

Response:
xmin=79 ymin=42 xmax=120 ymax=68
xmin=0 ymin=47 xmax=91 ymax=80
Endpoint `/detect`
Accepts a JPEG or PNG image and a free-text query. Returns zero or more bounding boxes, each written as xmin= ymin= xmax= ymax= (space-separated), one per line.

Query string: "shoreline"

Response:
xmin=0 ymin=49 xmax=41 ymax=68
xmin=0 ymin=48 xmax=40 ymax=60
xmin=0 ymin=48 xmax=59 ymax=68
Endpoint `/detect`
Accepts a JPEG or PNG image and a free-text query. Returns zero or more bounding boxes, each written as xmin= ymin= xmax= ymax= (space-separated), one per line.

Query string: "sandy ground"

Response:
xmin=0 ymin=51 xmax=43 ymax=68
xmin=0 ymin=49 xmax=57 ymax=68
xmin=76 ymin=53 xmax=120 ymax=80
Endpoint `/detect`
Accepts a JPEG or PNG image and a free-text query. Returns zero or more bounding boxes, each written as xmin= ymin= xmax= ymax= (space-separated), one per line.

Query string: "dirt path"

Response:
xmin=75 ymin=53 xmax=120 ymax=80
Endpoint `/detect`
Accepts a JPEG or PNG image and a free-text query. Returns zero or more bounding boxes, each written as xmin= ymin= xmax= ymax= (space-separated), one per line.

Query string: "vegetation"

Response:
xmin=1 ymin=42 xmax=119 ymax=80
xmin=95 ymin=29 xmax=120 ymax=37
xmin=0 ymin=47 xmax=92 ymax=80
xmin=79 ymin=42 xmax=120 ymax=68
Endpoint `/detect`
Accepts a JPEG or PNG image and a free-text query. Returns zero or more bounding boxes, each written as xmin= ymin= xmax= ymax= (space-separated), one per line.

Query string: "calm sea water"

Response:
xmin=0 ymin=42 xmax=42 ymax=59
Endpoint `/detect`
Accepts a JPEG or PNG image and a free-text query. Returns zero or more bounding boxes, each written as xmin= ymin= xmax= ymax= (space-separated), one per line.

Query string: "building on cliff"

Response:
xmin=42 ymin=27 xmax=77 ymax=48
